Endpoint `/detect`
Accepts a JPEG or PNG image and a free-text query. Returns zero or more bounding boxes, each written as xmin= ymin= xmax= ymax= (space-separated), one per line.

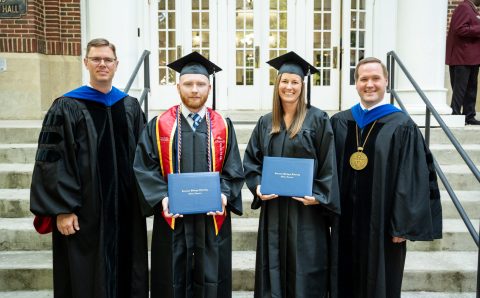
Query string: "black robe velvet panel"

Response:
xmin=133 ymin=113 xmax=244 ymax=298
xmin=243 ymin=107 xmax=341 ymax=298
xmin=330 ymin=110 xmax=442 ymax=298
xmin=30 ymin=96 xmax=149 ymax=298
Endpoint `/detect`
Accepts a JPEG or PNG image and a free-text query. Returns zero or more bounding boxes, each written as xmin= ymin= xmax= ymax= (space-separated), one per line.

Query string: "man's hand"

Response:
xmin=392 ymin=237 xmax=406 ymax=243
xmin=292 ymin=195 xmax=319 ymax=205
xmin=56 ymin=213 xmax=80 ymax=236
xmin=162 ymin=197 xmax=183 ymax=219
xmin=207 ymin=194 xmax=228 ymax=216
xmin=256 ymin=185 xmax=278 ymax=201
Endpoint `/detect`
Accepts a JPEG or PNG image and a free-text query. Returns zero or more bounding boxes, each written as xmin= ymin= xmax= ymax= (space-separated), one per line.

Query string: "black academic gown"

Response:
xmin=30 ymin=96 xmax=149 ymax=298
xmin=133 ymin=113 xmax=244 ymax=298
xmin=330 ymin=110 xmax=442 ymax=298
xmin=243 ymin=107 xmax=341 ymax=298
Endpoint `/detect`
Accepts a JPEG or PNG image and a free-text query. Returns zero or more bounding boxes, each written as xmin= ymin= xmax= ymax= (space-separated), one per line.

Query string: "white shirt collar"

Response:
xmin=360 ymin=101 xmax=387 ymax=111
xmin=181 ymin=103 xmax=206 ymax=121
xmin=87 ymin=83 xmax=113 ymax=93
xmin=180 ymin=102 xmax=207 ymax=129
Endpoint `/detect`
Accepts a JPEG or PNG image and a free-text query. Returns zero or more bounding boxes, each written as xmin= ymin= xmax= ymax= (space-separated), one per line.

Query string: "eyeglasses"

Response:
xmin=86 ymin=57 xmax=117 ymax=66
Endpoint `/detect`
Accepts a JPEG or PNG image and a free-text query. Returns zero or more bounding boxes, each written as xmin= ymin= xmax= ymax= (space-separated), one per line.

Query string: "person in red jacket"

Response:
xmin=446 ymin=0 xmax=480 ymax=125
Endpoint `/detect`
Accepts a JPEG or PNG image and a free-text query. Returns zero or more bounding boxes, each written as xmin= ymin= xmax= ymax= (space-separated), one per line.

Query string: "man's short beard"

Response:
xmin=179 ymin=91 xmax=208 ymax=110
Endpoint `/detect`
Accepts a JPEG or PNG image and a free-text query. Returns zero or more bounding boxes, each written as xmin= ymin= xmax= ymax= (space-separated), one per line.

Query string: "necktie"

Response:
xmin=189 ymin=113 xmax=201 ymax=130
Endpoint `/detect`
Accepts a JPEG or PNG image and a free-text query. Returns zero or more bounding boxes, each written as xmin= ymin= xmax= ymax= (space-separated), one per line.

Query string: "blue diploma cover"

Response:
xmin=260 ymin=156 xmax=314 ymax=197
xmin=168 ymin=172 xmax=222 ymax=214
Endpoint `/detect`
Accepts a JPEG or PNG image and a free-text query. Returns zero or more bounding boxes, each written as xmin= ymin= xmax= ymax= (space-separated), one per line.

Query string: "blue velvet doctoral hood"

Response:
xmin=64 ymin=85 xmax=127 ymax=107
xmin=351 ymin=103 xmax=402 ymax=129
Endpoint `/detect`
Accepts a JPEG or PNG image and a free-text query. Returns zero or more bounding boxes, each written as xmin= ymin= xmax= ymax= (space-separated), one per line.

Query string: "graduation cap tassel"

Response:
xmin=307 ymin=70 xmax=311 ymax=109
xmin=212 ymin=72 xmax=216 ymax=110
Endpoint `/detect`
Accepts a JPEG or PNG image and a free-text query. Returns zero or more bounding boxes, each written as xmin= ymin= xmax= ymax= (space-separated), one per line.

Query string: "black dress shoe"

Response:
xmin=465 ymin=118 xmax=480 ymax=125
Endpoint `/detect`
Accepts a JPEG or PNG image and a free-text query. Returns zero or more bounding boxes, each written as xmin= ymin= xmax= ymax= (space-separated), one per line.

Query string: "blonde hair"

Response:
xmin=271 ymin=74 xmax=307 ymax=138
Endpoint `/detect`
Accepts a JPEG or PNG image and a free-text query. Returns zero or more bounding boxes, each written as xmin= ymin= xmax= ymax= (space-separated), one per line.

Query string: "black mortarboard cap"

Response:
xmin=267 ymin=51 xmax=319 ymax=108
xmin=168 ymin=52 xmax=222 ymax=109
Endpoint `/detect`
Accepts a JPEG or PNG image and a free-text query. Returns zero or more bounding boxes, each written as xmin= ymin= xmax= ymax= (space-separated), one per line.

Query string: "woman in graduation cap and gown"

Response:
xmin=133 ymin=52 xmax=244 ymax=298
xmin=30 ymin=39 xmax=148 ymax=298
xmin=243 ymin=52 xmax=341 ymax=298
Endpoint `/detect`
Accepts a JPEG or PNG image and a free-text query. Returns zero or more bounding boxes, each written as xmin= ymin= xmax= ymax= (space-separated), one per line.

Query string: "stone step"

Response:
xmin=407 ymin=219 xmax=478 ymax=251
xmin=0 ymin=121 xmax=41 ymax=144
xmin=436 ymin=165 xmax=480 ymax=191
xmin=233 ymin=125 xmax=480 ymax=145
xmin=0 ymin=189 xmax=31 ymax=218
xmin=429 ymin=144 xmax=480 ymax=165
xmin=0 ymin=217 xmax=477 ymax=252
xmin=440 ymin=191 xmax=480 ymax=220
xmin=0 ymin=144 xmax=37 ymax=164
xmin=0 ymin=291 xmax=476 ymax=298
xmin=1 ymin=188 xmax=478 ymax=221
xmin=1 ymin=120 xmax=479 ymax=145
xmin=0 ymin=188 xmax=260 ymax=219
xmin=0 ymin=164 xmax=33 ymax=189
xmin=237 ymin=143 xmax=480 ymax=166
xmin=1 ymin=141 xmax=478 ymax=168
xmin=0 ymin=250 xmax=476 ymax=292
xmin=1 ymin=163 xmax=477 ymax=191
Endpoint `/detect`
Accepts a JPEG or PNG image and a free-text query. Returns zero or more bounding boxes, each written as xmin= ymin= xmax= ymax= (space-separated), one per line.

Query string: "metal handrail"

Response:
xmin=386 ymin=51 xmax=479 ymax=247
xmin=387 ymin=50 xmax=479 ymax=294
xmin=387 ymin=51 xmax=480 ymax=183
xmin=125 ymin=50 xmax=151 ymax=120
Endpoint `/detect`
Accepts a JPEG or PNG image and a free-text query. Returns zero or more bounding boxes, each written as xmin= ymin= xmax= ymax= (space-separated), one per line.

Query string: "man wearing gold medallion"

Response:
xmin=329 ymin=57 xmax=442 ymax=298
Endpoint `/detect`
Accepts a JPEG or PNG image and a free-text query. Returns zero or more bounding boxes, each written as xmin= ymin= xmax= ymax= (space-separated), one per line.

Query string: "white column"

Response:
xmin=81 ymin=0 xmax=146 ymax=93
xmin=394 ymin=0 xmax=451 ymax=116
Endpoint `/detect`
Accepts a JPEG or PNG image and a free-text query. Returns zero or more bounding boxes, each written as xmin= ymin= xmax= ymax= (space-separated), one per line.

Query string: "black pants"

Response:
xmin=449 ymin=65 xmax=479 ymax=121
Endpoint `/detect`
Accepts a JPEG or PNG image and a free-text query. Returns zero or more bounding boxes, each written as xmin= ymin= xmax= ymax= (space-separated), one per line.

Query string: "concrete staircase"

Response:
xmin=0 ymin=115 xmax=478 ymax=297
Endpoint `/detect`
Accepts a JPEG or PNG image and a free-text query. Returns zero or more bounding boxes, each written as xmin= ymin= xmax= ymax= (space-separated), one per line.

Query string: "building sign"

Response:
xmin=0 ymin=0 xmax=27 ymax=19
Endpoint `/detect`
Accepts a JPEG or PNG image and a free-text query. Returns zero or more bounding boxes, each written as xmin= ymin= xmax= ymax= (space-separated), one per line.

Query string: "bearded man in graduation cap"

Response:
xmin=30 ymin=38 xmax=148 ymax=298
xmin=330 ymin=57 xmax=442 ymax=298
xmin=133 ymin=52 xmax=244 ymax=298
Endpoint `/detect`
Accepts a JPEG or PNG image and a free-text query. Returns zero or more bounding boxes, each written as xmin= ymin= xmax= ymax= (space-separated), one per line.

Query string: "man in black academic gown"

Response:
xmin=330 ymin=57 xmax=442 ymax=298
xmin=133 ymin=52 xmax=244 ymax=298
xmin=30 ymin=38 xmax=148 ymax=298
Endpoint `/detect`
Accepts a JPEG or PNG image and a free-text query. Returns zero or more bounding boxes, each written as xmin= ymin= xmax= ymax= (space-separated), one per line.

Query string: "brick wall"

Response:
xmin=0 ymin=0 xmax=81 ymax=55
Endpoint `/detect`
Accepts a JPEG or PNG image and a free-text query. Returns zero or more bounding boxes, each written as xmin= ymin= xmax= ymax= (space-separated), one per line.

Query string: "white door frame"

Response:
xmin=340 ymin=0 xmax=374 ymax=110
xmin=147 ymin=0 xmax=375 ymax=112
xmin=149 ymin=0 xmax=219 ymax=111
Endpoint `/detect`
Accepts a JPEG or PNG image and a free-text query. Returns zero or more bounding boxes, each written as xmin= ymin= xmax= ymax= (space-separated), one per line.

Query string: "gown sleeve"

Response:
xmin=242 ymin=116 xmax=265 ymax=210
xmin=311 ymin=112 xmax=341 ymax=215
xmin=390 ymin=124 xmax=443 ymax=241
xmin=30 ymin=98 xmax=83 ymax=216
xmin=133 ymin=118 xmax=168 ymax=217
xmin=219 ymin=118 xmax=245 ymax=216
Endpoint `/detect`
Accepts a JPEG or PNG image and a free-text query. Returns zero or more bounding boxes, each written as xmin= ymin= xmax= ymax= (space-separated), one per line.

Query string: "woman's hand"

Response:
xmin=256 ymin=185 xmax=279 ymax=201
xmin=292 ymin=195 xmax=319 ymax=206
xmin=392 ymin=236 xmax=406 ymax=243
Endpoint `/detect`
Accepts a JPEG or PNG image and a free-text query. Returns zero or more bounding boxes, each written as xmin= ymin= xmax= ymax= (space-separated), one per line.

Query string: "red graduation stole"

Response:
xmin=156 ymin=105 xmax=229 ymax=235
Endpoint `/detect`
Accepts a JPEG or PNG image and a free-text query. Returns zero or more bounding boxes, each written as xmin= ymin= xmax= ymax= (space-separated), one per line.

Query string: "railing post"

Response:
xmin=477 ymin=221 xmax=479 ymax=298
xmin=425 ymin=108 xmax=431 ymax=148
xmin=389 ymin=55 xmax=395 ymax=105
xmin=144 ymin=53 xmax=150 ymax=120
